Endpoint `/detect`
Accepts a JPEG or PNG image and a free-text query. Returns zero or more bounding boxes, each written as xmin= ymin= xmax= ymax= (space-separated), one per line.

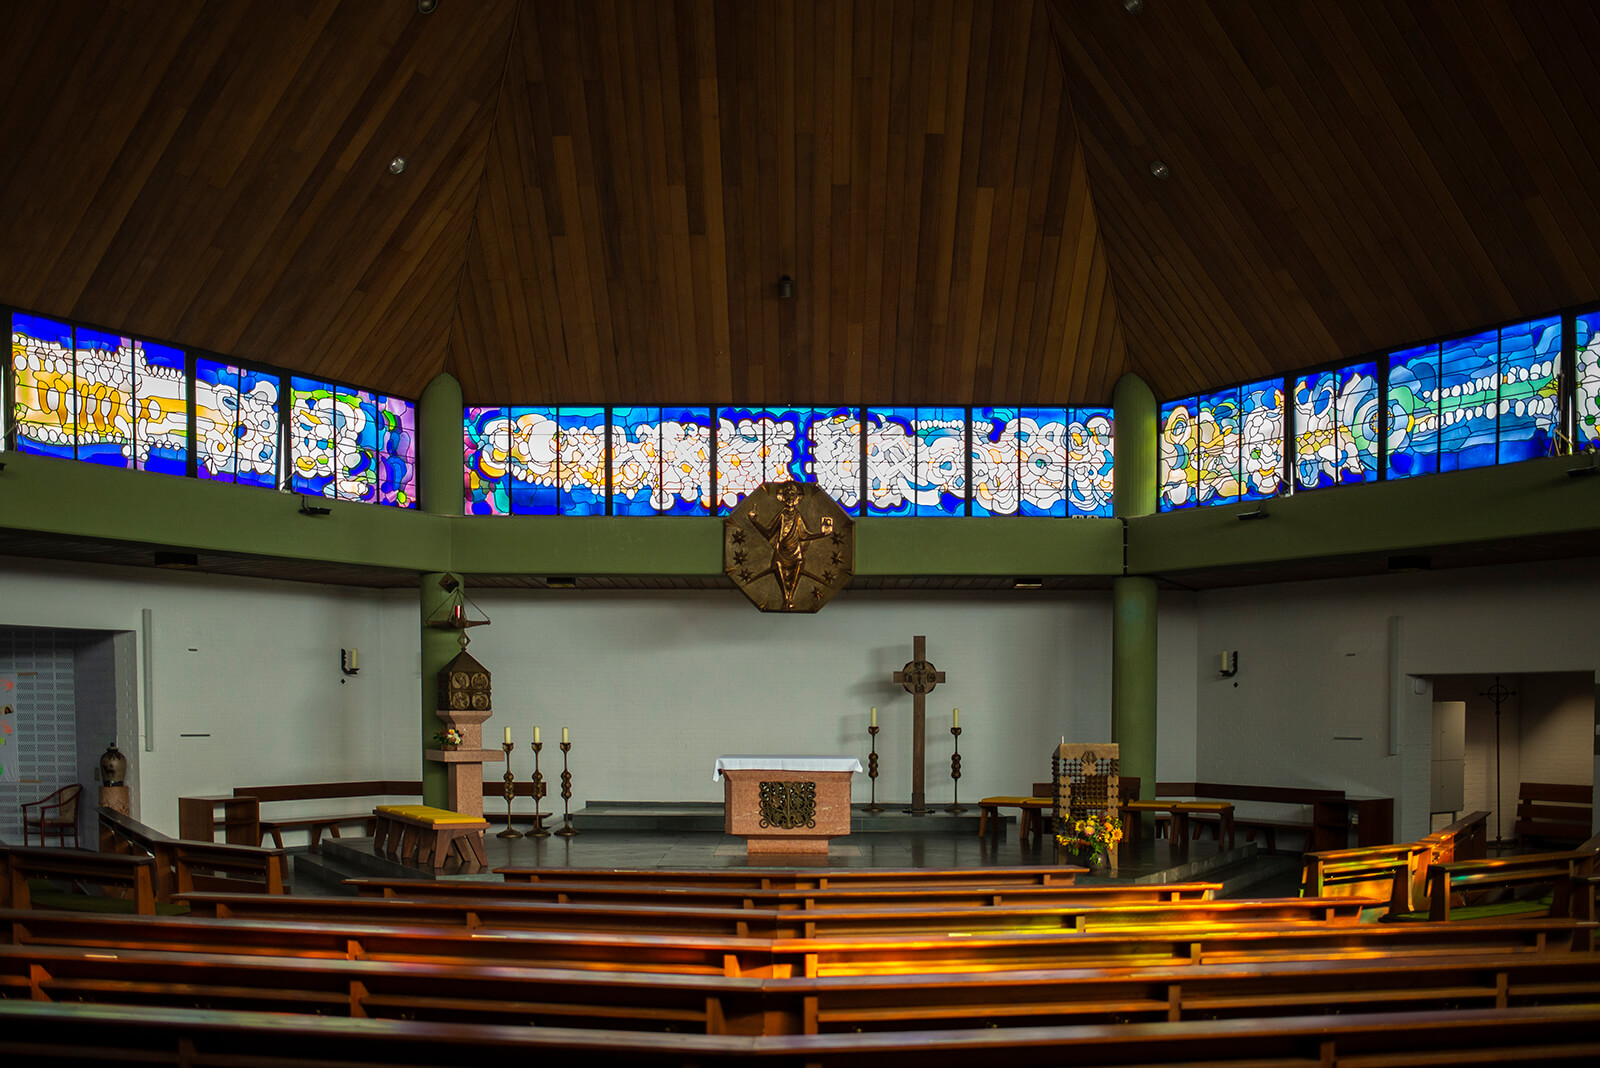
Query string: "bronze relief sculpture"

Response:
xmin=724 ymin=480 xmax=855 ymax=612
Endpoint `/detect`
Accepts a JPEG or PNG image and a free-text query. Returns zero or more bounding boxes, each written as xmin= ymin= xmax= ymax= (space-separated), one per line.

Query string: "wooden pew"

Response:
xmin=1300 ymin=842 xmax=1433 ymax=914
xmin=495 ymin=865 xmax=1085 ymax=888
xmin=4 ymin=995 xmax=1600 ymax=1066
xmin=344 ymin=876 xmax=1222 ymax=908
xmin=1421 ymin=810 xmax=1491 ymax=865
xmin=6 ymin=907 xmax=1589 ymax=980
xmin=98 ymin=807 xmax=288 ymax=898
xmin=1515 ymin=781 xmax=1594 ymax=848
xmin=0 ymin=846 xmax=157 ymax=914
xmin=174 ymin=890 xmax=1376 ymax=938
xmin=1425 ymin=833 xmax=1600 ymax=921
xmin=5 ymin=942 xmax=1600 ymax=1036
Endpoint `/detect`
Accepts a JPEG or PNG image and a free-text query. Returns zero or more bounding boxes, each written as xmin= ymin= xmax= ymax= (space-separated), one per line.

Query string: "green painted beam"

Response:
xmin=1129 ymin=455 xmax=1600 ymax=576
xmin=0 ymin=451 xmax=451 ymax=571
xmin=447 ymin=516 xmax=723 ymax=576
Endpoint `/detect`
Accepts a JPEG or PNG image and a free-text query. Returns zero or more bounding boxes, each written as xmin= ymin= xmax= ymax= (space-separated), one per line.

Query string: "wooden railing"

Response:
xmin=0 ymin=845 xmax=157 ymax=914
xmin=97 ymin=807 xmax=288 ymax=900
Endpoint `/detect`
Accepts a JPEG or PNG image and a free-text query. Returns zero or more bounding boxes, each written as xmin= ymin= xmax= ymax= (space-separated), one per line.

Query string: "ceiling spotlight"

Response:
xmin=417 ymin=0 xmax=438 ymax=13
xmin=1123 ymin=0 xmax=1144 ymax=12
xmin=777 ymin=275 xmax=795 ymax=300
xmin=545 ymin=577 xmax=577 ymax=589
xmin=1013 ymin=578 xmax=1044 ymax=590
xmin=389 ymin=156 xmax=407 ymax=175
xmin=1149 ymin=160 xmax=1169 ymax=179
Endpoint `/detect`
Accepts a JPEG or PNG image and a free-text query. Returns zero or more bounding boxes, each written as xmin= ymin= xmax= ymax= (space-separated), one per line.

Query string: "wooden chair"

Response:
xmin=21 ymin=784 xmax=81 ymax=847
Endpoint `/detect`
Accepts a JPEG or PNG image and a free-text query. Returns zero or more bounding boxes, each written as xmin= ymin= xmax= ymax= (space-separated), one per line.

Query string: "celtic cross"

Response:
xmin=892 ymin=635 xmax=945 ymax=815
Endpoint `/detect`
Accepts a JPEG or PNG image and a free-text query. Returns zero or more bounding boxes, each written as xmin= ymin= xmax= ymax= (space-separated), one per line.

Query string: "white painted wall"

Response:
xmin=0 ymin=556 xmax=418 ymax=837
xmin=1194 ymin=559 xmax=1600 ymax=842
xmin=466 ymin=589 xmax=1115 ymax=804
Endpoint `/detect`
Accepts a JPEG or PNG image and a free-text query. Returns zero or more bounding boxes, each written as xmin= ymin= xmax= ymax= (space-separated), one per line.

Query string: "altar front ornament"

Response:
xmin=724 ymin=480 xmax=854 ymax=612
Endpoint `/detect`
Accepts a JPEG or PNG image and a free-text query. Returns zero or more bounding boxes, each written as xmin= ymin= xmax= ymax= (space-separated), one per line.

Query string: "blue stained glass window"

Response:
xmin=914 ymin=408 xmax=967 ymax=516
xmin=659 ymin=406 xmax=712 ymax=515
xmin=133 ymin=340 xmax=189 ymax=476
xmin=1068 ymin=407 xmax=1115 ymax=516
xmin=289 ymin=376 xmax=336 ymax=496
xmin=464 ymin=406 xmax=511 ymax=515
xmin=377 ymin=395 xmax=416 ymax=507
xmin=971 ymin=407 xmax=1020 ymax=517
xmin=808 ymin=407 xmax=862 ymax=515
xmin=197 ymin=359 xmax=282 ymax=487
xmin=1497 ymin=316 xmax=1561 ymax=464
xmin=1194 ymin=388 xmax=1242 ymax=506
xmin=716 ymin=407 xmax=767 ymax=514
xmin=557 ymin=406 xmax=607 ymax=515
xmin=1438 ymin=329 xmax=1499 ymax=472
xmin=11 ymin=313 xmax=76 ymax=459
xmin=1294 ymin=362 xmax=1379 ymax=490
xmin=288 ymin=377 xmax=395 ymax=503
xmin=865 ymin=407 xmax=917 ymax=516
xmin=610 ymin=406 xmax=661 ymax=515
xmin=74 ymin=328 xmax=133 ymax=469
xmin=1158 ymin=398 xmax=1196 ymax=511
xmin=1387 ymin=345 xmax=1440 ymax=479
xmin=235 ymin=367 xmax=282 ymax=489
xmin=1579 ymin=311 xmax=1600 ymax=453
xmin=507 ymin=406 xmax=558 ymax=515
xmin=1018 ymin=408 xmax=1066 ymax=517
xmin=1237 ymin=381 xmax=1283 ymax=501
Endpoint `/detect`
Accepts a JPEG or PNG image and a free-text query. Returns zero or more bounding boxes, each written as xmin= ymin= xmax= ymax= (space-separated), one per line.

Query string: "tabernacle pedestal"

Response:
xmin=715 ymin=756 xmax=862 ymax=854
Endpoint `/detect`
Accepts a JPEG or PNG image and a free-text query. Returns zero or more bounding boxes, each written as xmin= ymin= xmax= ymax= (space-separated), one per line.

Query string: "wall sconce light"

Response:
xmin=299 ymin=497 xmax=331 ymax=516
xmin=1219 ymin=651 xmax=1238 ymax=678
xmin=416 ymin=0 xmax=438 ymax=13
xmin=341 ymin=649 xmax=360 ymax=677
xmin=545 ymin=576 xmax=577 ymax=589
xmin=777 ymin=275 xmax=795 ymax=299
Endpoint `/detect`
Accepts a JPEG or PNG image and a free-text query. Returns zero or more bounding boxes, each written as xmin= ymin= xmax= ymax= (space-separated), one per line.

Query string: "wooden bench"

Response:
xmin=5 ymin=997 xmax=1600 ymax=1067
xmin=6 ymin=940 xmax=1600 ymax=1037
xmin=5 ymin=905 xmax=1591 ymax=981
xmin=1300 ymin=811 xmax=1495 ymax=918
xmin=0 ymin=845 xmax=158 ymax=915
xmin=344 ymin=876 xmax=1221 ymax=909
xmin=1423 ymin=833 xmax=1600 ymax=921
xmin=495 ymin=864 xmax=1087 ymax=888
xmin=372 ymin=805 xmax=488 ymax=868
xmin=976 ymin=795 xmax=1052 ymax=841
xmin=1157 ymin=781 xmax=1395 ymax=853
xmin=175 ymin=890 xmax=1375 ymax=939
xmin=1125 ymin=800 xmax=1236 ymax=850
xmin=97 ymin=807 xmax=288 ymax=898
xmin=1515 ymin=781 xmax=1594 ymax=848
xmin=232 ymin=780 xmax=411 ymax=850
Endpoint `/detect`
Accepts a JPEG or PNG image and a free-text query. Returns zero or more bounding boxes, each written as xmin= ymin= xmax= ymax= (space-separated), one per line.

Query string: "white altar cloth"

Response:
xmin=713 ymin=755 xmax=864 ymax=782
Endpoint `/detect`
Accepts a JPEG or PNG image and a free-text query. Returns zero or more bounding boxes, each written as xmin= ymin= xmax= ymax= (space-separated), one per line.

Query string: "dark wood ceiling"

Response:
xmin=2 ymin=1 xmax=1596 ymax=408
xmin=1047 ymin=0 xmax=1600 ymax=397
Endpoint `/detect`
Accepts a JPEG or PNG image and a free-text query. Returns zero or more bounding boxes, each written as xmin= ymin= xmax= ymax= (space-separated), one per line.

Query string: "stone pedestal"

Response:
xmin=722 ymin=768 xmax=854 ymax=854
xmin=427 ymin=707 xmax=502 ymax=818
xmin=98 ymin=785 xmax=130 ymax=816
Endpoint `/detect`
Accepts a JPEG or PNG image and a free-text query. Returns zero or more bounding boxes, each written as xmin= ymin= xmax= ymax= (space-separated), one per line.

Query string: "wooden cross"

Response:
xmin=892 ymin=635 xmax=945 ymax=815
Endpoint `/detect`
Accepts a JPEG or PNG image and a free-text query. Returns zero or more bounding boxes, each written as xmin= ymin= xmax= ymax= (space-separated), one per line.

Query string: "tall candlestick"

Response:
xmin=497 ymin=741 xmax=523 ymax=838
xmin=946 ymin=725 xmax=966 ymax=814
xmin=865 ymin=723 xmax=883 ymax=813
xmin=528 ymin=740 xmax=550 ymax=837
xmin=555 ymin=739 xmax=578 ymax=836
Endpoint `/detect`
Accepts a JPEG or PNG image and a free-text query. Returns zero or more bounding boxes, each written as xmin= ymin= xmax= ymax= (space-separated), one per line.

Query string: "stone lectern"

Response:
xmin=715 ymin=755 xmax=862 ymax=854
xmin=425 ymin=648 xmax=503 ymax=818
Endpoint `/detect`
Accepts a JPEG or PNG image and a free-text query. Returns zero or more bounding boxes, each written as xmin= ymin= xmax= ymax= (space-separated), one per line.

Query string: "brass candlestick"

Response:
xmin=528 ymin=740 xmax=551 ymax=837
xmin=497 ymin=741 xmax=523 ymax=838
xmin=864 ymin=724 xmax=884 ymax=813
xmin=945 ymin=726 xmax=967 ymax=814
xmin=555 ymin=740 xmax=579 ymax=836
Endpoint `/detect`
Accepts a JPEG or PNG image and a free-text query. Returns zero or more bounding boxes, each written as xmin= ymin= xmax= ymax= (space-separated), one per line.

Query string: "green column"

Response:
xmin=418 ymin=372 xmax=463 ymax=516
xmin=417 ymin=373 xmax=464 ymax=807
xmin=1112 ymin=576 xmax=1158 ymax=800
xmin=1112 ymin=373 xmax=1158 ymax=800
xmin=419 ymin=573 xmax=459 ymax=808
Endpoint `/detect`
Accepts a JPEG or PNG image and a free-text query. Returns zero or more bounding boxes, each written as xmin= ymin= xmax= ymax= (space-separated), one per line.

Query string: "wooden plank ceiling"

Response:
xmin=2 ymin=1 xmax=1597 ymax=408
xmin=1046 ymin=0 xmax=1600 ymax=398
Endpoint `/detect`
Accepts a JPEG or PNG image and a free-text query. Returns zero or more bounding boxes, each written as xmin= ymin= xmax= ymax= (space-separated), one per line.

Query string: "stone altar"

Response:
xmin=715 ymin=755 xmax=862 ymax=854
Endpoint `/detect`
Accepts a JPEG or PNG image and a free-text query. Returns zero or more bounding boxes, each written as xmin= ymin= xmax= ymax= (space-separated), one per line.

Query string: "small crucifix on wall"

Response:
xmin=892 ymin=635 xmax=945 ymax=815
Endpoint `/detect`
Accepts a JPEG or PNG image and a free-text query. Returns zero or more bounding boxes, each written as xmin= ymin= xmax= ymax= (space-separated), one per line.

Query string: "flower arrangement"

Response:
xmin=432 ymin=727 xmax=464 ymax=749
xmin=1057 ymin=813 xmax=1123 ymax=860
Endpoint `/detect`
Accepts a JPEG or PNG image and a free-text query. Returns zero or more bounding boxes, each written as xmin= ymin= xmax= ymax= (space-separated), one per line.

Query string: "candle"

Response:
xmin=534 ymin=726 xmax=541 ymax=744
xmin=504 ymin=726 xmax=512 ymax=744
xmin=562 ymin=726 xmax=569 ymax=744
xmin=953 ymin=707 xmax=959 ymax=728
xmin=870 ymin=706 xmax=877 ymax=727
